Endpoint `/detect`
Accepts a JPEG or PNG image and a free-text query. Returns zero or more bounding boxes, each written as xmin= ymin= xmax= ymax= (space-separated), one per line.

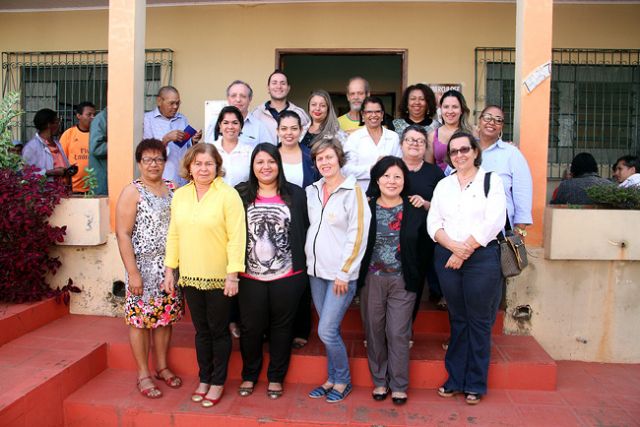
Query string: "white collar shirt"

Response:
xmin=427 ymin=167 xmax=507 ymax=247
xmin=212 ymin=139 xmax=253 ymax=187
xmin=342 ymin=126 xmax=401 ymax=191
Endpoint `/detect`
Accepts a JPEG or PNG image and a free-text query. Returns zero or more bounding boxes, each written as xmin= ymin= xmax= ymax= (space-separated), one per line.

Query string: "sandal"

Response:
xmin=137 ymin=376 xmax=162 ymax=399
xmin=437 ymin=386 xmax=461 ymax=398
xmin=155 ymin=367 xmax=182 ymax=389
xmin=238 ymin=381 xmax=255 ymax=397
xmin=436 ymin=297 xmax=448 ymax=310
xmin=465 ymin=392 xmax=481 ymax=405
xmin=308 ymin=384 xmax=333 ymax=399
xmin=267 ymin=383 xmax=283 ymax=400
xmin=372 ymin=386 xmax=389 ymax=401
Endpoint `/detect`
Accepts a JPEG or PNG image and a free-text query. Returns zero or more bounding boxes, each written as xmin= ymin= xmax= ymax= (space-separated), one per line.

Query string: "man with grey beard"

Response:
xmin=338 ymin=76 xmax=370 ymax=134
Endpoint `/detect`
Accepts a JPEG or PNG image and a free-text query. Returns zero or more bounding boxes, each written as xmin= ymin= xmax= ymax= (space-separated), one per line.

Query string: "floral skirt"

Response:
xmin=124 ymin=290 xmax=184 ymax=329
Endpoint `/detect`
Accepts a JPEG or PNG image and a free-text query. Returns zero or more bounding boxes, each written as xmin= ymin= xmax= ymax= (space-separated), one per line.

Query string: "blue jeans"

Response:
xmin=434 ymin=243 xmax=501 ymax=395
xmin=309 ymin=276 xmax=356 ymax=385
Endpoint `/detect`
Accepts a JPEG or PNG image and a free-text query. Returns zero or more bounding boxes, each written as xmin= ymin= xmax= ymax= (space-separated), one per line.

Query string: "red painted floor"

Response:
xmin=1 ymin=299 xmax=638 ymax=426
xmin=62 ymin=362 xmax=640 ymax=427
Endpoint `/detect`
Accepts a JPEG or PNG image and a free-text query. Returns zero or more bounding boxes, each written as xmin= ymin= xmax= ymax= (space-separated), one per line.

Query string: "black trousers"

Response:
xmin=183 ymin=286 xmax=232 ymax=386
xmin=239 ymin=273 xmax=306 ymax=383
xmin=292 ymin=278 xmax=311 ymax=340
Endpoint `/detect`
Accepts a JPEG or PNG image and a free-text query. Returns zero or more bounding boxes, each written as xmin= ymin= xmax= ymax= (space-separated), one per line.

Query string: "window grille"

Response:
xmin=2 ymin=49 xmax=173 ymax=142
xmin=475 ymin=48 xmax=640 ymax=178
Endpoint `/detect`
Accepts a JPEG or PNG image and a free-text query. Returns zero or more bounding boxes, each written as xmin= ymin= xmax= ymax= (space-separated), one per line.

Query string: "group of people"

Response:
xmin=106 ymin=69 xmax=539 ymax=411
xmin=551 ymin=153 xmax=640 ymax=205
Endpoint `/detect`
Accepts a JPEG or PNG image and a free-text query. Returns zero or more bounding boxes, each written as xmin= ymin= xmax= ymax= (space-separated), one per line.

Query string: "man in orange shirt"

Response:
xmin=60 ymin=102 xmax=96 ymax=193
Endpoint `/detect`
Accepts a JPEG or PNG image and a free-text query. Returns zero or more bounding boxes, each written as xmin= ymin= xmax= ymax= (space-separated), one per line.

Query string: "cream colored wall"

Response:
xmin=504 ymin=248 xmax=640 ymax=363
xmin=48 ymin=234 xmax=125 ymax=318
xmin=2 ymin=3 xmax=639 ymax=129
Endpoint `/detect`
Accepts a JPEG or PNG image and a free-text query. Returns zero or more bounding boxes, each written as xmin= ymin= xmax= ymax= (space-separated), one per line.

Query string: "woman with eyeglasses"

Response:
xmin=116 ymin=139 xmax=183 ymax=399
xmin=398 ymin=125 xmax=445 ymax=323
xmin=477 ymin=105 xmax=532 ymax=242
xmin=343 ymin=96 xmax=401 ymax=191
xmin=427 ymin=90 xmax=473 ymax=171
xmin=393 ymin=84 xmax=440 ymax=137
xmin=427 ymin=131 xmax=506 ymax=405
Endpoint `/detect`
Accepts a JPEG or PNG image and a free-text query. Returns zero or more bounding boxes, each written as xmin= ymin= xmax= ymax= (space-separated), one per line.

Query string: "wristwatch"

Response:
xmin=515 ymin=227 xmax=528 ymax=237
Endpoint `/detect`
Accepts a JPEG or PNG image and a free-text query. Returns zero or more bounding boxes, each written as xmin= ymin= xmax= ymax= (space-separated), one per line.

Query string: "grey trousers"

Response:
xmin=361 ymin=274 xmax=416 ymax=392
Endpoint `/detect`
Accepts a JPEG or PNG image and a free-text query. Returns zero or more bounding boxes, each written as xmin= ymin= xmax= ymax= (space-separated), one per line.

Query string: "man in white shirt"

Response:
xmin=213 ymin=80 xmax=274 ymax=147
xmin=249 ymin=70 xmax=309 ymax=143
xmin=612 ymin=155 xmax=640 ymax=188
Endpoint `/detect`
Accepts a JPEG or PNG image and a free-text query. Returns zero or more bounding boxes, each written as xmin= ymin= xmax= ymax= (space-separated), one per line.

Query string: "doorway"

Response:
xmin=276 ymin=49 xmax=407 ymax=118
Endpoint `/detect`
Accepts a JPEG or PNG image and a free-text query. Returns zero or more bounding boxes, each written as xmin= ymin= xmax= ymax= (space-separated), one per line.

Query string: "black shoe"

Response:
xmin=392 ymin=396 xmax=408 ymax=405
xmin=372 ymin=387 xmax=389 ymax=401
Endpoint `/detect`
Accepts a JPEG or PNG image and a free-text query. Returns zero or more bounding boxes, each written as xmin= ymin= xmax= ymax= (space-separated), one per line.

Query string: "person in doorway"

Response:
xmin=249 ymin=70 xmax=310 ymax=143
xmin=337 ymin=76 xmax=370 ymax=134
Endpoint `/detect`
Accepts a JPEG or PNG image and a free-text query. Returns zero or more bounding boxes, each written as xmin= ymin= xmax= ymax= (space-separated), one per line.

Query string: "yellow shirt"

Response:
xmin=338 ymin=113 xmax=364 ymax=133
xmin=59 ymin=126 xmax=89 ymax=192
xmin=165 ymin=177 xmax=246 ymax=289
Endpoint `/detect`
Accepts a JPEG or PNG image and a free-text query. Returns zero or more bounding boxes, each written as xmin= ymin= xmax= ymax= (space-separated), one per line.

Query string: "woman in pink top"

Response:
xmin=427 ymin=90 xmax=473 ymax=171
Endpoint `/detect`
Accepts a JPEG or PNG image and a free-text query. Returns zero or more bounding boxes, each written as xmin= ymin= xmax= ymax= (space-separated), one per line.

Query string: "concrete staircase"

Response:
xmin=0 ymin=299 xmax=556 ymax=426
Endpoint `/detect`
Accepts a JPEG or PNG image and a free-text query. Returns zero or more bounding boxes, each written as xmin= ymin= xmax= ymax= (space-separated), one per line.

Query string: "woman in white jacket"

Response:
xmin=305 ymin=138 xmax=371 ymax=403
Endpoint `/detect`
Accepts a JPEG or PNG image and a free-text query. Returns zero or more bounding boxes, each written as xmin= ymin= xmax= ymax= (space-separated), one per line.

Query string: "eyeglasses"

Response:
xmin=403 ymin=137 xmax=426 ymax=146
xmin=480 ymin=113 xmax=505 ymax=125
xmin=363 ymin=110 xmax=383 ymax=116
xmin=449 ymin=146 xmax=473 ymax=157
xmin=141 ymin=157 xmax=166 ymax=165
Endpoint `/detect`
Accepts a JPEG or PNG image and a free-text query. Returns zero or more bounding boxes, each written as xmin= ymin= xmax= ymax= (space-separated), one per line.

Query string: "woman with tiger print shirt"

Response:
xmin=234 ymin=143 xmax=310 ymax=400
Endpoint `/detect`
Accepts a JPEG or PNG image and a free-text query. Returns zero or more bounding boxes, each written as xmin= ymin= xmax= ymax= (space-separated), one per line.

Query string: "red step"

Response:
xmin=0 ymin=317 xmax=107 ymax=426
xmin=106 ymin=320 xmax=555 ymax=391
xmin=182 ymin=302 xmax=506 ymax=336
xmin=0 ymin=297 xmax=69 ymax=346
xmin=337 ymin=302 xmax=505 ymax=335
xmin=63 ymin=369 xmax=560 ymax=427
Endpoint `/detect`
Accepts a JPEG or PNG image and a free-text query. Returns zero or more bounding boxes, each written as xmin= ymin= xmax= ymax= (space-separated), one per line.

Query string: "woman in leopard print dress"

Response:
xmin=116 ymin=139 xmax=184 ymax=399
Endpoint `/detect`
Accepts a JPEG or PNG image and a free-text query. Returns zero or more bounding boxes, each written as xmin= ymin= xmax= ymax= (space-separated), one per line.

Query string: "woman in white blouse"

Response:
xmin=342 ymin=96 xmax=401 ymax=191
xmin=212 ymin=106 xmax=253 ymax=187
xmin=426 ymin=131 xmax=506 ymax=406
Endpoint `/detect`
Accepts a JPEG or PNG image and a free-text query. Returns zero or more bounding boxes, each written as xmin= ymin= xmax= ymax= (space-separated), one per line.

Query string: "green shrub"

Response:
xmin=586 ymin=184 xmax=640 ymax=209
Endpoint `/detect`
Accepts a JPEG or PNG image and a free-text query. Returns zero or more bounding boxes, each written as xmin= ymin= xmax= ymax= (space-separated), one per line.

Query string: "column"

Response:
xmin=514 ymin=0 xmax=553 ymax=246
xmin=107 ymin=0 xmax=146 ymax=229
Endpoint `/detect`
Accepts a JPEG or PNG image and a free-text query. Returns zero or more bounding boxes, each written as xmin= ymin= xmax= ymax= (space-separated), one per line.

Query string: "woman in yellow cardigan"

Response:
xmin=163 ymin=143 xmax=246 ymax=408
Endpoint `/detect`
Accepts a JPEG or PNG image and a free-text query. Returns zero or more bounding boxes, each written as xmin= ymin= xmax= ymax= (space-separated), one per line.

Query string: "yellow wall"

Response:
xmin=1 ymin=3 xmax=639 ymax=129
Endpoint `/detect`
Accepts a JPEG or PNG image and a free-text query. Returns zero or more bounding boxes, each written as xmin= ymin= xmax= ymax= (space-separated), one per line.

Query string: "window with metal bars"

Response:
xmin=475 ymin=48 xmax=640 ymax=178
xmin=2 ymin=49 xmax=173 ymax=142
